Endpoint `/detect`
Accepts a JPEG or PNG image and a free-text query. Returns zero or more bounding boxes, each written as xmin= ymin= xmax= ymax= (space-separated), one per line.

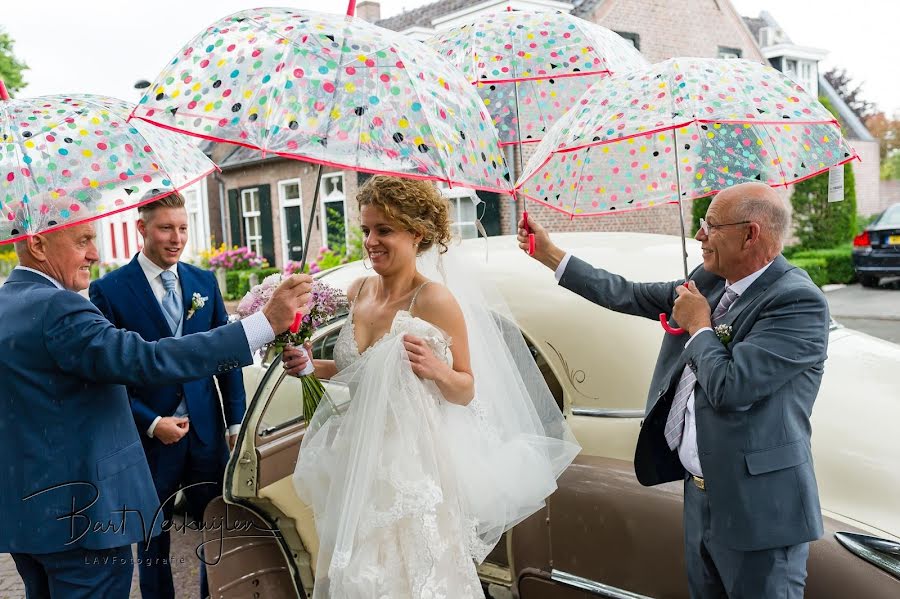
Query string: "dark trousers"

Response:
xmin=138 ymin=428 xmax=228 ymax=599
xmin=11 ymin=545 xmax=133 ymax=599
xmin=683 ymin=477 xmax=809 ymax=599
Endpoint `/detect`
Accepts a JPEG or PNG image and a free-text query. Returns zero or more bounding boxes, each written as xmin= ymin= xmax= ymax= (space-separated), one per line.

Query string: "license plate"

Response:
xmin=889 ymin=235 xmax=900 ymax=245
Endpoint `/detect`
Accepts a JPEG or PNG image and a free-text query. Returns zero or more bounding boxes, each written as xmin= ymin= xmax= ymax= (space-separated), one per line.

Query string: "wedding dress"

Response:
xmin=293 ymin=248 xmax=580 ymax=599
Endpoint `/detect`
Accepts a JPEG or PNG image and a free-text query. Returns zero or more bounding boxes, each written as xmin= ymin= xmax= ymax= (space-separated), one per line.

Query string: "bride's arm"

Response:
xmin=404 ymin=284 xmax=474 ymax=406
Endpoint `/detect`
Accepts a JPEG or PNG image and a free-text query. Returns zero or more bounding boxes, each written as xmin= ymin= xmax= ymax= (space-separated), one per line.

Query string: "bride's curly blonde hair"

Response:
xmin=356 ymin=176 xmax=453 ymax=254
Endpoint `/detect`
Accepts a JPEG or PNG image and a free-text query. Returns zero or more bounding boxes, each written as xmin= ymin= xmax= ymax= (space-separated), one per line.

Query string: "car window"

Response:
xmin=493 ymin=313 xmax=565 ymax=411
xmin=255 ymin=318 xmax=347 ymax=437
xmin=875 ymin=205 xmax=900 ymax=227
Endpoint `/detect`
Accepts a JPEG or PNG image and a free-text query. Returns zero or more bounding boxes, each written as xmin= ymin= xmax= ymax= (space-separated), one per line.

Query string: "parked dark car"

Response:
xmin=852 ymin=203 xmax=900 ymax=287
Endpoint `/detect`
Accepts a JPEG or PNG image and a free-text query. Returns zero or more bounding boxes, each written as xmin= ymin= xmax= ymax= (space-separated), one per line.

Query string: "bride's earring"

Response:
xmin=363 ymin=255 xmax=373 ymax=270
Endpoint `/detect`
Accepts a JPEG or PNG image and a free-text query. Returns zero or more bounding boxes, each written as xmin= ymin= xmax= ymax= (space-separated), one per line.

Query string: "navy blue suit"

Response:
xmin=0 ymin=268 xmax=253 ymax=598
xmin=90 ymin=256 xmax=246 ymax=599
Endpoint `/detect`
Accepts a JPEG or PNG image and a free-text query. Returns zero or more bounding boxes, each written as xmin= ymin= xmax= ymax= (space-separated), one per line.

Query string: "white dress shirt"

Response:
xmin=554 ymin=252 xmax=773 ymax=476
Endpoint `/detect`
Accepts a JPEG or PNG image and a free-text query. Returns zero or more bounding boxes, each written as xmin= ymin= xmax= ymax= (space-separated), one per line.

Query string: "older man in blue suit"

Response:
xmin=0 ymin=221 xmax=311 ymax=599
xmin=90 ymin=193 xmax=247 ymax=599
xmin=519 ymin=183 xmax=829 ymax=598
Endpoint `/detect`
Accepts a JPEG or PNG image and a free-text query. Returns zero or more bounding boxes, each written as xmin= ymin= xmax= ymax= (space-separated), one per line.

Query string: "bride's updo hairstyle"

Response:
xmin=357 ymin=175 xmax=453 ymax=254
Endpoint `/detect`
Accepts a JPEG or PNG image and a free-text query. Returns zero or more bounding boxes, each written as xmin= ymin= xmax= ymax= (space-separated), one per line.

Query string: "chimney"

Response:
xmin=356 ymin=1 xmax=381 ymax=23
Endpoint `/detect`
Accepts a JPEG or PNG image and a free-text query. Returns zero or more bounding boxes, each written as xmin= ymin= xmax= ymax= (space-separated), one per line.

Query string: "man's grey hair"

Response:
xmin=733 ymin=192 xmax=790 ymax=247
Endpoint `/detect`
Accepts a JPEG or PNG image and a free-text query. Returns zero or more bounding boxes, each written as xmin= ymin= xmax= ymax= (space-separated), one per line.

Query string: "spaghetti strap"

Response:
xmin=407 ymin=281 xmax=430 ymax=316
xmin=351 ymin=277 xmax=371 ymax=312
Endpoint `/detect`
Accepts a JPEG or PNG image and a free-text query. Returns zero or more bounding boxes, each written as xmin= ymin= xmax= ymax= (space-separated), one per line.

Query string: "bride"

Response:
xmin=284 ymin=175 xmax=580 ymax=598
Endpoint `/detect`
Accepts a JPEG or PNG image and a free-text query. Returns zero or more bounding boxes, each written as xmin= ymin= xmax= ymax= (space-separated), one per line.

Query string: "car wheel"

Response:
xmin=859 ymin=274 xmax=879 ymax=288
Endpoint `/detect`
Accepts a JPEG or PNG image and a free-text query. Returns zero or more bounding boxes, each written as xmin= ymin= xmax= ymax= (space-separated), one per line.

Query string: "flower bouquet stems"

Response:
xmin=295 ymin=345 xmax=325 ymax=424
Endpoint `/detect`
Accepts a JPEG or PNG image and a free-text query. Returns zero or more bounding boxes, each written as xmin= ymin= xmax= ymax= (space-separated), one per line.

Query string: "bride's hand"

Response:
xmin=282 ymin=343 xmax=312 ymax=377
xmin=403 ymin=334 xmax=447 ymax=382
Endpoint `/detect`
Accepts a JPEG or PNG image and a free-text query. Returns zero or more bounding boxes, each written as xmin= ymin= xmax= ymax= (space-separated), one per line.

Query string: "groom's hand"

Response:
xmin=673 ymin=281 xmax=712 ymax=336
xmin=517 ymin=214 xmax=565 ymax=271
xmin=153 ymin=416 xmax=190 ymax=445
xmin=263 ymin=274 xmax=313 ymax=334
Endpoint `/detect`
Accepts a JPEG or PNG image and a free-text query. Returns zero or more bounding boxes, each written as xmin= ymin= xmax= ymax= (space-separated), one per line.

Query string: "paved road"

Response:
xmin=825 ymin=277 xmax=900 ymax=345
xmin=0 ymin=515 xmax=203 ymax=599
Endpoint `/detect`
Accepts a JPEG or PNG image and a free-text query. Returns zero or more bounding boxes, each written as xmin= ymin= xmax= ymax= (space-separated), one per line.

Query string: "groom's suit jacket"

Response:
xmin=89 ymin=256 xmax=246 ymax=446
xmin=0 ymin=269 xmax=252 ymax=554
xmin=559 ymin=254 xmax=829 ymax=551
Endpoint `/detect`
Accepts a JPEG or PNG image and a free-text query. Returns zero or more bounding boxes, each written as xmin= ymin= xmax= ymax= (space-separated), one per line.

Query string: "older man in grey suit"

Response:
xmin=518 ymin=182 xmax=829 ymax=598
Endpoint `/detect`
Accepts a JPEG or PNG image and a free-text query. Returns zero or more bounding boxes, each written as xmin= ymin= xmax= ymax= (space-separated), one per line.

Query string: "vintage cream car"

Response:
xmin=205 ymin=233 xmax=900 ymax=599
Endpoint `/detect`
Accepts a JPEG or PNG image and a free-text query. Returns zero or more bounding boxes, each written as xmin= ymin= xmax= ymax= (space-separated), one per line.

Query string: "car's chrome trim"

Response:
xmin=550 ymin=570 xmax=653 ymax=598
xmin=835 ymin=531 xmax=900 ymax=580
xmin=571 ymin=408 xmax=645 ymax=418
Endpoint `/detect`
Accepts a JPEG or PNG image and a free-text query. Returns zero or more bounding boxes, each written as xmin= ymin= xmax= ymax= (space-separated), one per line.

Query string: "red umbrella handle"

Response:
xmin=522 ymin=209 xmax=535 ymax=256
xmin=0 ymin=80 xmax=10 ymax=101
xmin=659 ymin=313 xmax=686 ymax=335
xmin=290 ymin=311 xmax=303 ymax=334
xmin=347 ymin=0 xmax=356 ymax=16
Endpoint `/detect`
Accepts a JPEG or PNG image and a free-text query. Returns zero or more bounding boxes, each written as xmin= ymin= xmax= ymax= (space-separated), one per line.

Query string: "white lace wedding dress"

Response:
xmin=293 ymin=267 xmax=580 ymax=599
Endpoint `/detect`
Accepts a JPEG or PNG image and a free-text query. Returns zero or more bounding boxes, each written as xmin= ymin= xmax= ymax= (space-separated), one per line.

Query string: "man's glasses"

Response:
xmin=698 ymin=218 xmax=751 ymax=236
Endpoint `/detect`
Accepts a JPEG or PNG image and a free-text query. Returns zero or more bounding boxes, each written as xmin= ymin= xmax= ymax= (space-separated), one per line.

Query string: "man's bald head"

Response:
xmin=712 ymin=182 xmax=789 ymax=254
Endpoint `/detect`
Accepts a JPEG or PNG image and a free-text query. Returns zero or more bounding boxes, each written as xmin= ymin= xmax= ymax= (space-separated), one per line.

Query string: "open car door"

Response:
xmin=203 ymin=317 xmax=349 ymax=599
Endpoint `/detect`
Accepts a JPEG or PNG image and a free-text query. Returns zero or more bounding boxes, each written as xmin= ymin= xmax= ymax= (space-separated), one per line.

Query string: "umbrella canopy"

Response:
xmin=516 ymin=57 xmax=858 ymax=217
xmin=1 ymin=94 xmax=215 ymax=243
xmin=429 ymin=8 xmax=648 ymax=147
xmin=130 ymin=7 xmax=511 ymax=194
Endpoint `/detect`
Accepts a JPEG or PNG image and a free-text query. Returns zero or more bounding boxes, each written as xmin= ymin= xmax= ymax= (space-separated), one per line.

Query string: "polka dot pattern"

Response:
xmin=429 ymin=9 xmax=648 ymax=145
xmin=0 ymin=95 xmax=215 ymax=242
xmin=132 ymin=8 xmax=512 ymax=194
xmin=517 ymin=57 xmax=858 ymax=216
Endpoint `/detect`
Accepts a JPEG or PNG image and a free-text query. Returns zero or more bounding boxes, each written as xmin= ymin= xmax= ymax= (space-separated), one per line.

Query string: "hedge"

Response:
xmin=789 ymin=257 xmax=829 ymax=288
xmin=789 ymin=245 xmax=855 ymax=285
xmin=223 ymin=267 xmax=281 ymax=300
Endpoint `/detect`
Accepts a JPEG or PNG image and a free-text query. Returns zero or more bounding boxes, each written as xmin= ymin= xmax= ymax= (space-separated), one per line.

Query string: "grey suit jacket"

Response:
xmin=560 ymin=255 xmax=829 ymax=551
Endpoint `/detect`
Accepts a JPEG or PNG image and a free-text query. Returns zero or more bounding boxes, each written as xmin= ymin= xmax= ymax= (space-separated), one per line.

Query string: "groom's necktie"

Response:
xmin=159 ymin=270 xmax=182 ymax=335
xmin=664 ymin=287 xmax=739 ymax=451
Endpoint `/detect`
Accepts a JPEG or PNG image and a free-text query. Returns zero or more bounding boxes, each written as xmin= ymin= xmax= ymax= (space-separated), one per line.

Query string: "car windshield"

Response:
xmin=875 ymin=205 xmax=900 ymax=227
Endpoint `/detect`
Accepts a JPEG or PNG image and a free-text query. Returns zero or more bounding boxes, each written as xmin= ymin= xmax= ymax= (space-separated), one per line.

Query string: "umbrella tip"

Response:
xmin=0 ymin=79 xmax=10 ymax=101
xmin=347 ymin=0 xmax=357 ymax=16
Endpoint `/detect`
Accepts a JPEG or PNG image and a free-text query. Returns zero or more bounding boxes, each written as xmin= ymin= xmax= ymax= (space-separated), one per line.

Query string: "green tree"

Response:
xmin=0 ymin=28 xmax=28 ymax=94
xmin=790 ymin=95 xmax=857 ymax=249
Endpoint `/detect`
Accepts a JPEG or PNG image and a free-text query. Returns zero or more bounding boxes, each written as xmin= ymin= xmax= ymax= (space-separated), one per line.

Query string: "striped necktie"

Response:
xmin=663 ymin=287 xmax=739 ymax=450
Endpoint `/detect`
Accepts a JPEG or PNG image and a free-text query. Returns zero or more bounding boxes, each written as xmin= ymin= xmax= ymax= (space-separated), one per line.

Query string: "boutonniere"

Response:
xmin=186 ymin=292 xmax=208 ymax=320
xmin=714 ymin=323 xmax=733 ymax=345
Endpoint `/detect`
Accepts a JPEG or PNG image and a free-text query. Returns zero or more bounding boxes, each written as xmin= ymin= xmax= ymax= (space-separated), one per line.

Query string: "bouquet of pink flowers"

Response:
xmin=237 ymin=273 xmax=347 ymax=422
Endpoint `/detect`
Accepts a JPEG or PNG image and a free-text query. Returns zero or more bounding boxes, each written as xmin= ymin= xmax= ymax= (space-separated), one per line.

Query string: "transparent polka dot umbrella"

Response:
xmin=516 ymin=57 xmax=858 ymax=334
xmin=428 ymin=8 xmax=648 ymax=149
xmin=130 ymin=6 xmax=512 ymax=196
xmin=517 ymin=58 xmax=857 ymax=221
xmin=0 ymin=89 xmax=216 ymax=244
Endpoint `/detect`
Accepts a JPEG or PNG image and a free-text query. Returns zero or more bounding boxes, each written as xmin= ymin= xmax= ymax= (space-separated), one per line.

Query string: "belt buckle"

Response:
xmin=692 ymin=475 xmax=706 ymax=491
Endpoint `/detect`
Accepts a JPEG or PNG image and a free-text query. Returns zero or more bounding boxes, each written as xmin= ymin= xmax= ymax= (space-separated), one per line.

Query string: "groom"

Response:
xmin=518 ymin=182 xmax=829 ymax=598
xmin=90 ymin=192 xmax=243 ymax=599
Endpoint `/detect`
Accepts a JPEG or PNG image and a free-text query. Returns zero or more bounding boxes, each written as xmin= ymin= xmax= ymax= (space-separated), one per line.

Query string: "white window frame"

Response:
xmin=241 ymin=188 xmax=262 ymax=257
xmin=278 ymin=178 xmax=304 ymax=265
xmin=182 ymin=186 xmax=206 ymax=260
xmin=439 ymin=183 xmax=480 ymax=240
xmin=320 ymin=172 xmax=348 ymax=251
